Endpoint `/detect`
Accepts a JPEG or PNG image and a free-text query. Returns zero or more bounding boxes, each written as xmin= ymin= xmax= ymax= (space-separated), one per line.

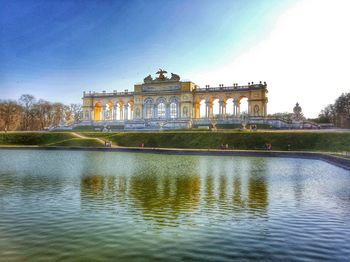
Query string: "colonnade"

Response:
xmin=84 ymin=97 xmax=265 ymax=122
xmin=90 ymin=103 xmax=133 ymax=121
xmin=196 ymin=99 xmax=242 ymax=119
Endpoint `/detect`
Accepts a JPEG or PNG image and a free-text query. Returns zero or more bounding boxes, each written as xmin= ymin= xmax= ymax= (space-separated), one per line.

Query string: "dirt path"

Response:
xmin=71 ymin=132 xmax=116 ymax=147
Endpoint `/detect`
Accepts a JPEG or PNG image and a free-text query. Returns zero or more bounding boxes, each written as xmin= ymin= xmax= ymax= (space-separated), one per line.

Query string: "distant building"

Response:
xmin=292 ymin=102 xmax=305 ymax=121
xmin=80 ymin=69 xmax=268 ymax=129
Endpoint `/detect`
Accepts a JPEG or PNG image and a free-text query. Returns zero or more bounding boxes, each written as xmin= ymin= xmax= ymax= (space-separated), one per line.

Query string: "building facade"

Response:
xmin=81 ymin=69 xmax=268 ymax=129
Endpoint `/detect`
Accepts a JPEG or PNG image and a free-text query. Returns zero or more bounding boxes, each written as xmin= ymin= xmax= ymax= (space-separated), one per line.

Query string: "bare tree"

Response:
xmin=19 ymin=94 xmax=36 ymax=130
xmin=64 ymin=105 xmax=74 ymax=125
xmin=51 ymin=103 xmax=65 ymax=127
xmin=2 ymin=94 xmax=84 ymax=130
xmin=33 ymin=99 xmax=54 ymax=130
xmin=70 ymin=104 xmax=83 ymax=124
xmin=0 ymin=100 xmax=23 ymax=132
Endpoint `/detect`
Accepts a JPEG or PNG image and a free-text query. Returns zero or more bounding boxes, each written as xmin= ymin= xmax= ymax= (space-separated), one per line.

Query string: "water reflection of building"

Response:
xmin=128 ymin=174 xmax=201 ymax=223
xmin=79 ymin=157 xmax=269 ymax=226
xmin=248 ymin=171 xmax=268 ymax=213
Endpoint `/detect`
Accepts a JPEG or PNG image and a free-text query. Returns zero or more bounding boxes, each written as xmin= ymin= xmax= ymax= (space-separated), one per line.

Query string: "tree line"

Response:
xmin=0 ymin=94 xmax=82 ymax=131
xmin=317 ymin=92 xmax=350 ymax=128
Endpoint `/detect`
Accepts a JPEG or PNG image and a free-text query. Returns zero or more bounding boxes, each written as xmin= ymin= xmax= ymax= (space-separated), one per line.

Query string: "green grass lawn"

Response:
xmin=0 ymin=132 xmax=75 ymax=146
xmin=104 ymin=131 xmax=350 ymax=151
xmin=0 ymin=131 xmax=349 ymax=152
xmin=48 ymin=138 xmax=104 ymax=147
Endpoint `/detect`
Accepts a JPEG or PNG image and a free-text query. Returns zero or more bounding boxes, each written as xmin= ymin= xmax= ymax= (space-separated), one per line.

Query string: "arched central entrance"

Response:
xmin=157 ymin=102 xmax=166 ymax=119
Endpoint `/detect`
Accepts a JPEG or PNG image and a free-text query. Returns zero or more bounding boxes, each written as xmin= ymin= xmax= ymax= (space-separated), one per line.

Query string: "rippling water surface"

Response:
xmin=0 ymin=150 xmax=349 ymax=261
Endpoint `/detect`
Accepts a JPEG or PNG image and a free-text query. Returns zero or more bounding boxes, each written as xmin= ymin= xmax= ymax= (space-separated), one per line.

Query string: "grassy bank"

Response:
xmin=48 ymin=138 xmax=103 ymax=147
xmin=0 ymin=132 xmax=75 ymax=146
xmin=0 ymin=133 xmax=103 ymax=147
xmin=0 ymin=131 xmax=349 ymax=152
xmin=76 ymin=131 xmax=350 ymax=152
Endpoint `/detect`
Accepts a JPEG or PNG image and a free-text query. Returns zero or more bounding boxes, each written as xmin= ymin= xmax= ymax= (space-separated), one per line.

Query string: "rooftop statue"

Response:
xmin=170 ymin=73 xmax=180 ymax=81
xmin=144 ymin=74 xmax=153 ymax=83
xmin=144 ymin=69 xmax=181 ymax=83
xmin=156 ymin=68 xmax=168 ymax=80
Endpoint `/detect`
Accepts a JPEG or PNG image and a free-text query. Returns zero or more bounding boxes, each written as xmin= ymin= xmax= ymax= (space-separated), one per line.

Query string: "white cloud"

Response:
xmin=192 ymin=0 xmax=350 ymax=118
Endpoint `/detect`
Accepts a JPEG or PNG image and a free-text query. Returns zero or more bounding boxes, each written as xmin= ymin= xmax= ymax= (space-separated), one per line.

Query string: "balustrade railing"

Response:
xmin=83 ymin=83 xmax=267 ymax=97
xmin=195 ymin=83 xmax=266 ymax=92
xmin=83 ymin=91 xmax=134 ymax=97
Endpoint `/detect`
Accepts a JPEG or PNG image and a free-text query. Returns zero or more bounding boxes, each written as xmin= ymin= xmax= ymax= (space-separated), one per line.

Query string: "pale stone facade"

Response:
xmin=81 ymin=70 xmax=268 ymax=129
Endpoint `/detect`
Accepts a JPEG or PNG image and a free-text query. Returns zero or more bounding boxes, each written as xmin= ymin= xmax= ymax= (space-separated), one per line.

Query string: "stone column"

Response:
xmin=124 ymin=104 xmax=128 ymax=120
xmin=120 ymin=106 xmax=124 ymax=120
xmin=177 ymin=102 xmax=181 ymax=118
xmin=89 ymin=108 xmax=93 ymax=121
xmin=153 ymin=104 xmax=157 ymax=119
xmin=194 ymin=103 xmax=198 ymax=119
xmin=233 ymin=101 xmax=237 ymax=117
xmin=102 ymin=106 xmax=106 ymax=121
xmin=129 ymin=106 xmax=133 ymax=120
xmin=218 ymin=100 xmax=223 ymax=118
xmin=205 ymin=101 xmax=210 ymax=118
xmin=222 ymin=101 xmax=226 ymax=118
xmin=165 ymin=103 xmax=170 ymax=120
xmin=91 ymin=108 xmax=95 ymax=121
xmin=82 ymin=109 xmax=86 ymax=121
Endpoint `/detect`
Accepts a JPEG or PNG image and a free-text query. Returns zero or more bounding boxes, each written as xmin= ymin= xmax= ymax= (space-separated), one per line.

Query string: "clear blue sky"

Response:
xmin=1 ymin=0 xmax=312 ymax=111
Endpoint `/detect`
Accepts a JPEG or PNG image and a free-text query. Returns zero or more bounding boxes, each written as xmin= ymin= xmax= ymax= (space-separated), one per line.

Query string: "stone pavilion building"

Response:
xmin=81 ymin=69 xmax=268 ymax=129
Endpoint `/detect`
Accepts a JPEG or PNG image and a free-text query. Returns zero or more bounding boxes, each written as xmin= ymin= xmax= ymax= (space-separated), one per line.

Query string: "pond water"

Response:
xmin=0 ymin=149 xmax=349 ymax=262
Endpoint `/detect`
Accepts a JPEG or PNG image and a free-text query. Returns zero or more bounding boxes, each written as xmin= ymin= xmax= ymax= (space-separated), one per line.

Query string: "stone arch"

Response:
xmin=127 ymin=101 xmax=134 ymax=120
xmin=212 ymin=98 xmax=220 ymax=116
xmin=94 ymin=102 xmax=102 ymax=121
xmin=105 ymin=101 xmax=113 ymax=120
xmin=208 ymin=95 xmax=222 ymax=103
xmin=238 ymin=96 xmax=249 ymax=117
xmin=115 ymin=101 xmax=124 ymax=120
xmin=144 ymin=97 xmax=154 ymax=119
xmin=169 ymin=96 xmax=180 ymax=103
xmin=225 ymin=98 xmax=234 ymax=116
xmin=156 ymin=97 xmax=167 ymax=105
xmin=156 ymin=100 xmax=166 ymax=119
xmin=169 ymin=96 xmax=180 ymax=119
xmin=144 ymin=97 xmax=154 ymax=104
xmin=193 ymin=96 xmax=208 ymax=118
